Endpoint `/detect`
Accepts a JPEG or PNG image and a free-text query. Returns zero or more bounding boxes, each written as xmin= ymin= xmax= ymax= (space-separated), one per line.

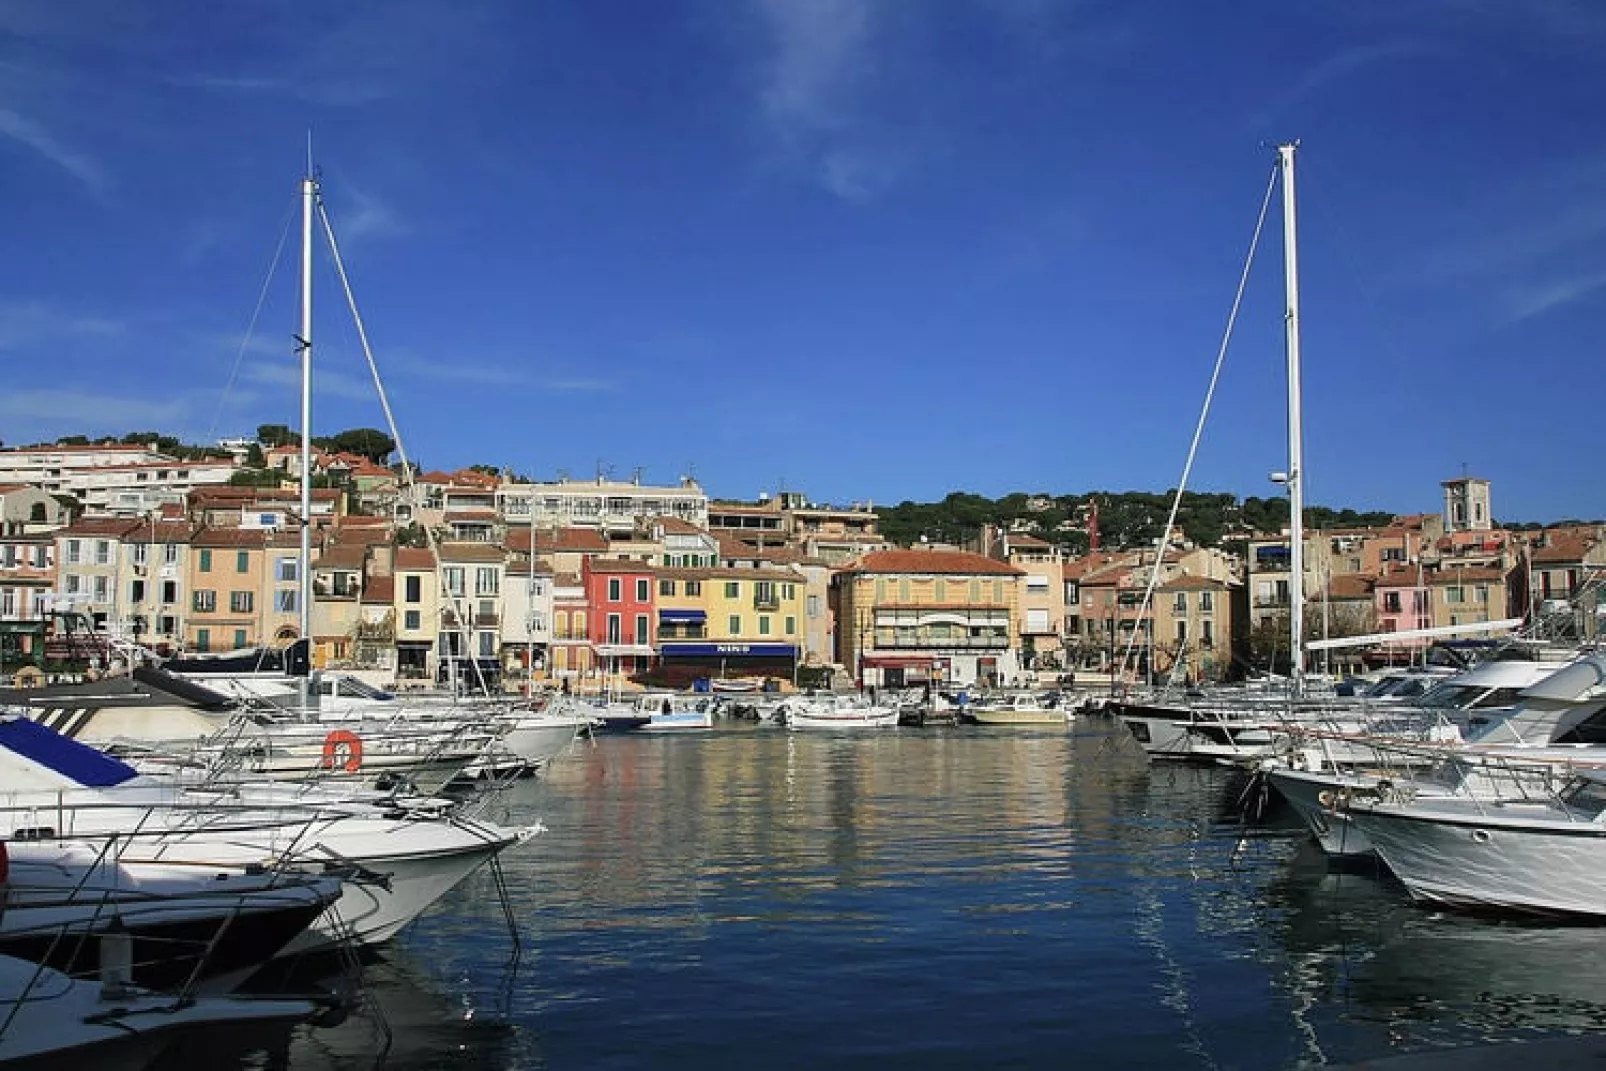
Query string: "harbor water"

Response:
xmin=193 ymin=717 xmax=1606 ymax=1068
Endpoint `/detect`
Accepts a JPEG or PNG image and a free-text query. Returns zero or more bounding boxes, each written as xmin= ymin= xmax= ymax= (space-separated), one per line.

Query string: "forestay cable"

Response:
xmin=1118 ymin=164 xmax=1280 ymax=687
xmin=209 ymin=197 xmax=298 ymax=439
xmin=318 ymin=199 xmax=494 ymax=699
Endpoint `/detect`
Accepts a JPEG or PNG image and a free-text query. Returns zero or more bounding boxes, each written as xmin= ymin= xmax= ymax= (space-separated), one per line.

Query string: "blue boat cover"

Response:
xmin=0 ymin=716 xmax=139 ymax=787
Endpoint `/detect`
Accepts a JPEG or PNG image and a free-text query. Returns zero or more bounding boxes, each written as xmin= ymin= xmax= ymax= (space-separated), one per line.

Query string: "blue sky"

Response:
xmin=0 ymin=1 xmax=1600 ymax=524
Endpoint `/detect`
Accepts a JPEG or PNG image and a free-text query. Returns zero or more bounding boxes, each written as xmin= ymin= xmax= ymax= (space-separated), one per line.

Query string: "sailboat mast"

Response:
xmin=1277 ymin=141 xmax=1305 ymax=696
xmin=298 ymin=170 xmax=317 ymax=648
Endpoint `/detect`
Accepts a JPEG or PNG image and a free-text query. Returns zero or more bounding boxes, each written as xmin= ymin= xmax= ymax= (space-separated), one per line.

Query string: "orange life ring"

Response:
xmin=321 ymin=729 xmax=364 ymax=773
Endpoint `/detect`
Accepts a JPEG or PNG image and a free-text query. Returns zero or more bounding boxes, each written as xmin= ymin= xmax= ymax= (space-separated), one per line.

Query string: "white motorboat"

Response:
xmin=0 ymin=716 xmax=539 ymax=955
xmin=0 ymin=952 xmax=330 ymax=1068
xmin=1269 ymin=653 xmax=1606 ymax=857
xmin=1342 ymin=771 xmax=1606 ymax=916
xmin=0 ymin=840 xmax=342 ymax=994
xmin=781 ymin=694 xmax=899 ymax=731
xmin=636 ymin=695 xmax=714 ymax=732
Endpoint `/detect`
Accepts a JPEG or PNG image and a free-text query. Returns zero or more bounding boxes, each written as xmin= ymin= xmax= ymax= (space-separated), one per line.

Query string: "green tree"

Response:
xmin=316 ymin=428 xmax=396 ymax=464
xmin=256 ymin=424 xmax=298 ymax=449
xmin=228 ymin=468 xmax=285 ymax=488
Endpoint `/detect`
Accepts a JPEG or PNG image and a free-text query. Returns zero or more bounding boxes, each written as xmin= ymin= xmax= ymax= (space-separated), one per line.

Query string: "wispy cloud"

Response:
xmin=1248 ymin=40 xmax=1438 ymax=131
xmin=751 ymin=0 xmax=893 ymax=200
xmin=1502 ymin=271 xmax=1606 ymax=323
xmin=1397 ymin=161 xmax=1606 ymax=287
xmin=0 ymin=389 xmax=191 ymax=430
xmin=173 ymin=0 xmax=513 ymax=108
xmin=242 ymin=360 xmax=376 ymax=402
xmin=0 ymin=301 xmax=124 ymax=351
xmin=328 ymin=183 xmax=408 ymax=243
xmin=0 ymin=106 xmax=105 ymax=193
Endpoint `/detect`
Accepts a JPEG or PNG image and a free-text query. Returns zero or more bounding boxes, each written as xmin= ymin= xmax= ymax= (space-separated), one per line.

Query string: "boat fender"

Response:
xmin=321 ymin=729 xmax=364 ymax=773
xmin=1317 ymin=790 xmax=1334 ymax=809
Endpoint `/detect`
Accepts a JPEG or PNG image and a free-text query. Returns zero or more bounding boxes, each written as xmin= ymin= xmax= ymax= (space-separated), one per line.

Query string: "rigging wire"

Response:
xmin=317 ymin=197 xmax=494 ymax=699
xmin=208 ymin=196 xmax=299 ymax=440
xmin=1118 ymin=164 xmax=1281 ymax=687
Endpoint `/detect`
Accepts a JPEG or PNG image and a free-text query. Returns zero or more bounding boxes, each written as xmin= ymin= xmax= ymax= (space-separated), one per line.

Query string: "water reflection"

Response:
xmin=195 ymin=718 xmax=1606 ymax=1068
xmin=162 ymin=946 xmax=529 ymax=1070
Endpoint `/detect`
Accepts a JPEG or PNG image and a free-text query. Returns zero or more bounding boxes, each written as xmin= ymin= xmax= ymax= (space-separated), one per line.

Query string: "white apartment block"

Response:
xmin=0 ymin=444 xmax=236 ymax=513
xmin=498 ymin=477 xmax=708 ymax=532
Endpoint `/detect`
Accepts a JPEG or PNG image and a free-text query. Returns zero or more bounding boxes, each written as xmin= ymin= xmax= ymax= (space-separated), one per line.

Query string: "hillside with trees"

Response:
xmin=875 ymin=491 xmax=1398 ymax=552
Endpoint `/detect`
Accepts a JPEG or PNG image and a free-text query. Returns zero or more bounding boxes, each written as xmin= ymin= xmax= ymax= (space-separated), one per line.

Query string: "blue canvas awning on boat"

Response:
xmin=0 ymin=715 xmax=139 ymax=787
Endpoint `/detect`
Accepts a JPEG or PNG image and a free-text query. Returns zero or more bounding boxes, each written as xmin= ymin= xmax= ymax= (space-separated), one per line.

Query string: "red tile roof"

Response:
xmin=395 ymin=547 xmax=437 ymax=571
xmin=845 ymin=549 xmax=1022 ymax=576
xmin=653 ymin=516 xmax=707 ymax=536
xmin=1063 ymin=552 xmax=1130 ymax=581
xmin=533 ymin=527 xmax=608 ymax=553
xmin=1312 ymin=574 xmax=1374 ymax=600
xmin=191 ymin=527 xmax=269 ymax=548
xmin=58 ymin=518 xmax=141 ymax=538
xmin=362 ymin=576 xmax=395 ymax=604
xmin=1531 ymin=533 xmax=1599 ymax=564
xmin=438 ymin=543 xmax=505 ymax=563
xmin=314 ymin=545 xmax=367 ymax=570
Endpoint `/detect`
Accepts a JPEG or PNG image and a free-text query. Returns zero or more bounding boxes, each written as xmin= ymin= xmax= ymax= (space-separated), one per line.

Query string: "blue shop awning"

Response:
xmin=658 ymin=609 xmax=707 ymax=622
xmin=660 ymin=642 xmax=798 ymax=659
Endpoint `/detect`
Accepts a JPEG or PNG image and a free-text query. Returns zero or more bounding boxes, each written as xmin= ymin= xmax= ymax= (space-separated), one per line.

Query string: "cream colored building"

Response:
xmin=834 ymin=548 xmax=1023 ymax=688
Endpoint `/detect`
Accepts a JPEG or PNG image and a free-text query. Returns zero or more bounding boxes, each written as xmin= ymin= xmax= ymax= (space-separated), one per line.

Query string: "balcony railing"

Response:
xmin=871 ymin=635 xmax=1010 ymax=650
xmin=475 ymin=612 xmax=499 ymax=627
xmin=752 ymin=595 xmax=780 ymax=611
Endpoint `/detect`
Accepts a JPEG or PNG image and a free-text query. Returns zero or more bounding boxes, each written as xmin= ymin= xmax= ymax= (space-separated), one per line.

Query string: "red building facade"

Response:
xmin=581 ymin=557 xmax=657 ymax=673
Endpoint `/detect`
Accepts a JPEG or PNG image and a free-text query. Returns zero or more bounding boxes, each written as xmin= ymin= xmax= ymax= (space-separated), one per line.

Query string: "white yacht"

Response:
xmin=1269 ymin=652 xmax=1606 ymax=858
xmin=1343 ymin=770 xmax=1606 ymax=916
xmin=0 ymin=715 xmax=540 ymax=955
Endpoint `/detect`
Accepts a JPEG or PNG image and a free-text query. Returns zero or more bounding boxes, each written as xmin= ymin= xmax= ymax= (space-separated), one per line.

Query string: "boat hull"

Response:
xmin=969 ymin=709 xmax=1070 ymax=726
xmin=1266 ymin=767 xmax=1377 ymax=857
xmin=1347 ymin=802 xmax=1606 ymax=916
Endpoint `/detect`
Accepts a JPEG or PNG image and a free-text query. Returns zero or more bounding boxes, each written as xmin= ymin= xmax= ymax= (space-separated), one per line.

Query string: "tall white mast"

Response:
xmin=1277 ymin=141 xmax=1305 ymax=696
xmin=298 ymin=165 xmax=317 ymax=649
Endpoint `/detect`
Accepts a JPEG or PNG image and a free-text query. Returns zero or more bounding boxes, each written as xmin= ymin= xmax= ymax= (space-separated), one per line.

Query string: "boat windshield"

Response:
xmin=1365 ymin=674 xmax=1437 ymax=698
xmin=1558 ymin=775 xmax=1606 ymax=819
xmin=333 ymin=676 xmax=395 ymax=700
xmin=1415 ymin=684 xmax=1524 ymax=710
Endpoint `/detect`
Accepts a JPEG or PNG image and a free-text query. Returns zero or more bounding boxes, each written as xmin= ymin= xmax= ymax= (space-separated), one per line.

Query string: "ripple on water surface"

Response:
xmin=193 ymin=720 xmax=1606 ymax=1068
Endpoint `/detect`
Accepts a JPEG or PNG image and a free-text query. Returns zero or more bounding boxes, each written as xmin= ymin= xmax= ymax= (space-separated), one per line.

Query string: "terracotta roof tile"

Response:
xmin=314 ymin=545 xmax=367 ymax=570
xmin=190 ymin=527 xmax=269 ymax=548
xmin=653 ymin=516 xmax=706 ymax=535
xmin=438 ymin=542 xmax=505 ymax=563
xmin=394 ymin=547 xmax=437 ymax=571
xmin=58 ymin=518 xmax=142 ymax=538
xmin=362 ymin=576 xmax=395 ymax=604
xmin=533 ymin=527 xmax=609 ymax=553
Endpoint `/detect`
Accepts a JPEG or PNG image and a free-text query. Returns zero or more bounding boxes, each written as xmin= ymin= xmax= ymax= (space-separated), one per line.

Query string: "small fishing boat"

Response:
xmin=782 ymin=694 xmax=899 ymax=731
xmin=965 ymin=692 xmax=1074 ymax=727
